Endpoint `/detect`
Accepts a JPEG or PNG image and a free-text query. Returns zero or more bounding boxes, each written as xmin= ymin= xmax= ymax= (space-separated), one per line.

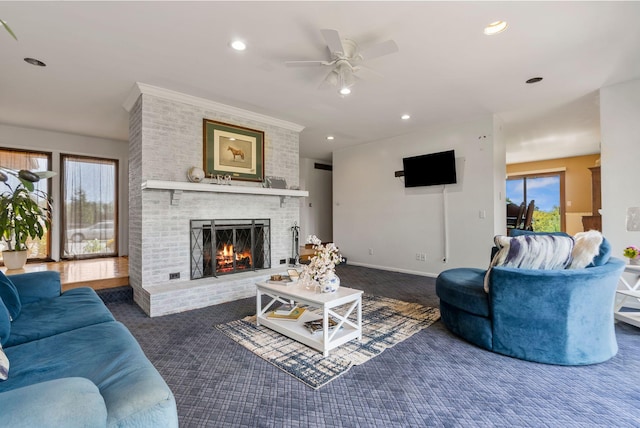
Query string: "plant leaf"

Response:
xmin=35 ymin=170 xmax=57 ymax=179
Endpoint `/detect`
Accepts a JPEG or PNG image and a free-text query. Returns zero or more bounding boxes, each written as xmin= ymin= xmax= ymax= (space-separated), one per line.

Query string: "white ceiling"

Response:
xmin=2 ymin=2 xmax=639 ymax=163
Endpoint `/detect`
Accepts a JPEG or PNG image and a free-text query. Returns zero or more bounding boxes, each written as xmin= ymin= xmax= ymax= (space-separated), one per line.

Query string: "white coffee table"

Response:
xmin=256 ymin=281 xmax=363 ymax=357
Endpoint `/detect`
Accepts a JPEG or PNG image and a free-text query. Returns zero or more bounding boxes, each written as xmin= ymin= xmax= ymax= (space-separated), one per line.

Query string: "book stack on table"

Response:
xmin=303 ymin=317 xmax=339 ymax=334
xmin=267 ymin=305 xmax=306 ymax=321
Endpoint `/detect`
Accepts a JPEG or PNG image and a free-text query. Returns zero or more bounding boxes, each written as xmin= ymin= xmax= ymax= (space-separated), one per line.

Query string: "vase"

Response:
xmin=320 ymin=272 xmax=340 ymax=293
xmin=2 ymin=250 xmax=28 ymax=270
xmin=630 ymin=258 xmax=640 ymax=266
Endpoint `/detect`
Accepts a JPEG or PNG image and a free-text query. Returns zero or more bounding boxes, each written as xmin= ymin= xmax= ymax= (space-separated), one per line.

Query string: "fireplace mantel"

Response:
xmin=142 ymin=179 xmax=309 ymax=206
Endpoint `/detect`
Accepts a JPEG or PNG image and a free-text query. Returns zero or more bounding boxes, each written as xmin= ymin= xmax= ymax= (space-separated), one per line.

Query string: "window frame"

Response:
xmin=60 ymin=154 xmax=119 ymax=260
xmin=0 ymin=147 xmax=53 ymax=264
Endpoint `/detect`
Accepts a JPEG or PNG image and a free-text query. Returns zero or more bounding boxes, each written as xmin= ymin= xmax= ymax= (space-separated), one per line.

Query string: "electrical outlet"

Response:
xmin=169 ymin=272 xmax=180 ymax=280
xmin=416 ymin=253 xmax=421 ymax=261
xmin=368 ymin=248 xmax=374 ymax=255
xmin=420 ymin=253 xmax=426 ymax=261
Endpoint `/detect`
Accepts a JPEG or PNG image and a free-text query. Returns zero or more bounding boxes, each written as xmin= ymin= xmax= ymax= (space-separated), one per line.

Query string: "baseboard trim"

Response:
xmin=346 ymin=261 xmax=438 ymax=278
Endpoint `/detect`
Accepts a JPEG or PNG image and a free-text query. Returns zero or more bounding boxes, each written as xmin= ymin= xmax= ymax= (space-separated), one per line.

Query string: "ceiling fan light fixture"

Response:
xmin=336 ymin=60 xmax=354 ymax=96
xmin=484 ymin=21 xmax=508 ymax=36
xmin=230 ymin=40 xmax=246 ymax=51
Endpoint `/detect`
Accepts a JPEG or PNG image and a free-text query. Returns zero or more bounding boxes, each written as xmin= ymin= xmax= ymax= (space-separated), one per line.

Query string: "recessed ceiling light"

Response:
xmin=339 ymin=87 xmax=351 ymax=95
xmin=24 ymin=57 xmax=46 ymax=67
xmin=484 ymin=21 xmax=508 ymax=36
xmin=230 ymin=40 xmax=246 ymax=51
xmin=526 ymin=77 xmax=543 ymax=84
xmin=326 ymin=136 xmax=335 ymax=140
xmin=401 ymin=114 xmax=411 ymax=120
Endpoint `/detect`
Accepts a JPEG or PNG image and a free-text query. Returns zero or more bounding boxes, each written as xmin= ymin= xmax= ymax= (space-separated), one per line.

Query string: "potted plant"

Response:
xmin=0 ymin=167 xmax=53 ymax=269
xmin=623 ymin=246 xmax=640 ymax=266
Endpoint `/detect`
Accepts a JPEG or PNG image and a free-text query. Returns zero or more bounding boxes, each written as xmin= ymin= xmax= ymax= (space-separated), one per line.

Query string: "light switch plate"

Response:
xmin=627 ymin=207 xmax=640 ymax=231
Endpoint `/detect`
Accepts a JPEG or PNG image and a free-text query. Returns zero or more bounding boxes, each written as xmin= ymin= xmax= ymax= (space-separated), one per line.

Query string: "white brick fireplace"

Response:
xmin=123 ymin=83 xmax=306 ymax=316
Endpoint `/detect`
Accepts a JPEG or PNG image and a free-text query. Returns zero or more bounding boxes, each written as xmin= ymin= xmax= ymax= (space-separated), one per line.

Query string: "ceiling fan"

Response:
xmin=285 ymin=29 xmax=399 ymax=95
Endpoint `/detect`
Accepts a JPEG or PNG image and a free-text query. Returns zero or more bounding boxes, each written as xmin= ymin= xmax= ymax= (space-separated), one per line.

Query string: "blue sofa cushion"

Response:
xmin=0 ymin=297 xmax=10 ymax=347
xmin=4 ymin=287 xmax=115 ymax=348
xmin=436 ymin=268 xmax=489 ymax=317
xmin=8 ymin=271 xmax=61 ymax=304
xmin=1 ymin=321 xmax=177 ymax=426
xmin=0 ymin=271 xmax=21 ymax=321
xmin=0 ymin=377 xmax=107 ymax=427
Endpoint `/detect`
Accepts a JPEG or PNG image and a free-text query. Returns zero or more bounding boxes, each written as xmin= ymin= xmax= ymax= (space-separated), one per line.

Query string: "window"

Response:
xmin=0 ymin=148 xmax=52 ymax=263
xmin=61 ymin=155 xmax=118 ymax=259
xmin=506 ymin=172 xmax=566 ymax=232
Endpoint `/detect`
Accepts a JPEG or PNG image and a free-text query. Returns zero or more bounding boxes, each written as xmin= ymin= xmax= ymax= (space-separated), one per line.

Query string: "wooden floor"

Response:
xmin=1 ymin=257 xmax=129 ymax=292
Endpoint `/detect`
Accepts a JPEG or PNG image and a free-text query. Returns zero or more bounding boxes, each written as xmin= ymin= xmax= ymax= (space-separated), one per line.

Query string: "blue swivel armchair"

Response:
xmin=436 ymin=235 xmax=625 ymax=365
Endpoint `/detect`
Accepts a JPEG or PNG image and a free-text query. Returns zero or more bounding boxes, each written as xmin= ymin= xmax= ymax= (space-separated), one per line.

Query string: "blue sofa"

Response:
xmin=436 ymin=235 xmax=626 ymax=365
xmin=0 ymin=271 xmax=178 ymax=427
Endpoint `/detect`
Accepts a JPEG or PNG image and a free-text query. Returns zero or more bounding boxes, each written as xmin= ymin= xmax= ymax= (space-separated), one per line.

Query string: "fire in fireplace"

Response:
xmin=190 ymin=219 xmax=271 ymax=279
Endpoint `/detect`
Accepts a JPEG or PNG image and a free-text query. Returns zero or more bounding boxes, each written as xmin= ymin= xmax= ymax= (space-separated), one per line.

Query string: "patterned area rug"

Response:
xmin=216 ymin=295 xmax=440 ymax=389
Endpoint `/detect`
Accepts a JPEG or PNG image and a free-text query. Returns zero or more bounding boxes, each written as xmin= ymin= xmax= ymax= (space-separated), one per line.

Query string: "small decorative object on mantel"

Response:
xmin=623 ymin=246 xmax=640 ymax=265
xmin=264 ymin=176 xmax=287 ymax=189
xmin=187 ymin=166 xmax=205 ymax=183
xmin=209 ymin=174 xmax=232 ymax=185
xmin=300 ymin=235 xmax=344 ymax=293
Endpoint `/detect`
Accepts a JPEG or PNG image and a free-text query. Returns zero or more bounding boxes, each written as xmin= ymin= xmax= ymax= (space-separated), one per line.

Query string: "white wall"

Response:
xmin=333 ymin=115 xmax=500 ymax=276
xmin=299 ymin=158 xmax=333 ymax=243
xmin=600 ymin=78 xmax=640 ymax=256
xmin=0 ymin=123 xmax=129 ymax=259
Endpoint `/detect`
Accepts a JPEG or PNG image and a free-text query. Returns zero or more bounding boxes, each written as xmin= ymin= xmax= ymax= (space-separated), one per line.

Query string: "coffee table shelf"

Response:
xmin=256 ymin=281 xmax=363 ymax=357
xmin=614 ymin=265 xmax=640 ymax=328
xmin=614 ymin=289 xmax=640 ymax=328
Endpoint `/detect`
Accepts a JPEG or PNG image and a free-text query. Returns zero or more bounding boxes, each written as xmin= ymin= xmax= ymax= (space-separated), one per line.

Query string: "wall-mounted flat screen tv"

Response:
xmin=402 ymin=150 xmax=457 ymax=188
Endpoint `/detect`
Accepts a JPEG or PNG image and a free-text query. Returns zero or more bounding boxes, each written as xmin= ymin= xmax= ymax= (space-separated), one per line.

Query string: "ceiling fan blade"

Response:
xmin=359 ymin=39 xmax=399 ymax=61
xmin=352 ymin=65 xmax=383 ymax=80
xmin=320 ymin=29 xmax=345 ymax=56
xmin=285 ymin=60 xmax=332 ymax=67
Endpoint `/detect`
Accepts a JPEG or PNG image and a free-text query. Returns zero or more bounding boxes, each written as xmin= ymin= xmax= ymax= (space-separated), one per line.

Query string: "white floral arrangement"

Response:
xmin=300 ymin=235 xmax=344 ymax=285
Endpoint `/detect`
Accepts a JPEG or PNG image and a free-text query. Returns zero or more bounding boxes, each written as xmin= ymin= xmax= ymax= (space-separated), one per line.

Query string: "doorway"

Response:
xmin=506 ymin=172 xmax=566 ymax=232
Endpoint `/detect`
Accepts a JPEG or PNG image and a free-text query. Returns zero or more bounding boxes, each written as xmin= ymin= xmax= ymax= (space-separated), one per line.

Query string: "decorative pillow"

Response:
xmin=568 ymin=230 xmax=604 ymax=269
xmin=592 ymin=236 xmax=612 ymax=267
xmin=510 ymin=229 xmax=571 ymax=238
xmin=0 ymin=271 xmax=21 ymax=321
xmin=0 ymin=297 xmax=11 ymax=347
xmin=484 ymin=234 xmax=575 ymax=292
xmin=0 ymin=342 xmax=8 ymax=381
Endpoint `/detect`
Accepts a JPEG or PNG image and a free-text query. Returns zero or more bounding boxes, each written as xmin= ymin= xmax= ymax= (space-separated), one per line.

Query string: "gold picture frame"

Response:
xmin=203 ymin=119 xmax=265 ymax=182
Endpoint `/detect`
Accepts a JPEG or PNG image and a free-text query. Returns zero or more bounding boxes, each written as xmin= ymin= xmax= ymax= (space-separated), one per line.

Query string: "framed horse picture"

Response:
xmin=203 ymin=119 xmax=265 ymax=182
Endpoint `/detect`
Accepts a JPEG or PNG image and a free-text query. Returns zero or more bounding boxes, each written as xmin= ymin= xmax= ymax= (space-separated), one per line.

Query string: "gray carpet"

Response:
xmin=104 ymin=264 xmax=640 ymax=427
